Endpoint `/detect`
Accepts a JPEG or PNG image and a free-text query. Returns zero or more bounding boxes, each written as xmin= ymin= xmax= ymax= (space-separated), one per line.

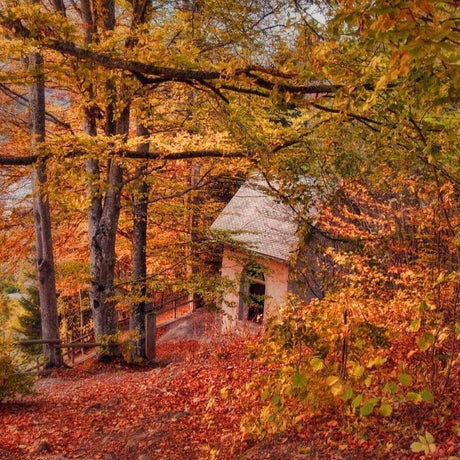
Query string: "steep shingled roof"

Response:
xmin=210 ymin=178 xmax=298 ymax=261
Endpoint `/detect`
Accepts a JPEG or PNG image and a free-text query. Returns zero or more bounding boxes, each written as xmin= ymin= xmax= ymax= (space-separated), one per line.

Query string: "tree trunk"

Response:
xmin=126 ymin=2 xmax=153 ymax=360
xmin=186 ymin=160 xmax=203 ymax=309
xmin=28 ymin=52 xmax=63 ymax=367
xmin=130 ymin=124 xmax=150 ymax=360
xmin=81 ymin=0 xmax=123 ymax=359
xmin=88 ymin=160 xmax=123 ymax=354
xmin=88 ymin=97 xmax=128 ymax=359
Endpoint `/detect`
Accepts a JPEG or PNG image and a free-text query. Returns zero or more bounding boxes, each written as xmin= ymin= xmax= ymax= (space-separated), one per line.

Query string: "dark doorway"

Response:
xmin=239 ymin=265 xmax=265 ymax=323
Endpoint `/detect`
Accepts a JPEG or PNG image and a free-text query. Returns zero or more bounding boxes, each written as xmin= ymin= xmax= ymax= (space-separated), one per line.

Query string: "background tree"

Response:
xmin=15 ymin=286 xmax=42 ymax=356
xmin=28 ymin=50 xmax=63 ymax=367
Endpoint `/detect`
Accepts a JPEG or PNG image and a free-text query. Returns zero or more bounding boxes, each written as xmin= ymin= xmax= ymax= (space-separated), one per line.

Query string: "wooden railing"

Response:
xmin=17 ymin=294 xmax=196 ymax=372
xmin=154 ymin=295 xmax=194 ymax=324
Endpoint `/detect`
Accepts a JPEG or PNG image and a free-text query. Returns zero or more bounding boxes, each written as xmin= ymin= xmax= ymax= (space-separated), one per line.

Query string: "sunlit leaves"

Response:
xmin=353 ymin=365 xmax=365 ymax=379
xmin=309 ymin=357 xmax=324 ymax=371
xmin=411 ymin=431 xmax=436 ymax=455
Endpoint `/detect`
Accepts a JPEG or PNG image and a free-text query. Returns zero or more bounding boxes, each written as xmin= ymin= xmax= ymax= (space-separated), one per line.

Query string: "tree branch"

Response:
xmin=35 ymin=38 xmax=336 ymax=95
xmin=0 ymin=83 xmax=74 ymax=133
xmin=0 ymin=148 xmax=248 ymax=166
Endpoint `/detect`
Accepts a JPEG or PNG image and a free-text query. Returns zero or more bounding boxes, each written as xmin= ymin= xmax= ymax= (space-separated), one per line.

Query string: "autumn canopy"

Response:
xmin=0 ymin=0 xmax=458 ymax=457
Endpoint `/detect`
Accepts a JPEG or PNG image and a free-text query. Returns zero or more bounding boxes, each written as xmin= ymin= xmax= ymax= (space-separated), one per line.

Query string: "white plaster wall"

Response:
xmin=220 ymin=247 xmax=289 ymax=330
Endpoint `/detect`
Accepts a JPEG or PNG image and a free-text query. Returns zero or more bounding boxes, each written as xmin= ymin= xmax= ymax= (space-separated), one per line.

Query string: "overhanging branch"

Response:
xmin=0 ymin=148 xmax=248 ymax=166
xmin=41 ymin=39 xmax=336 ymax=95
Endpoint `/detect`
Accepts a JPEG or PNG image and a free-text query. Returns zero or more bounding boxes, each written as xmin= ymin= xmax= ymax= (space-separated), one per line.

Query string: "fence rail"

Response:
xmin=16 ymin=294 xmax=196 ymax=373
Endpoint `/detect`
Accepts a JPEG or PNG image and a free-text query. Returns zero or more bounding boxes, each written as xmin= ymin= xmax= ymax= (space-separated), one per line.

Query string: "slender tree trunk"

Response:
xmin=28 ymin=52 xmax=62 ymax=367
xmin=130 ymin=124 xmax=150 ymax=360
xmin=126 ymin=1 xmax=153 ymax=360
xmin=186 ymin=161 xmax=203 ymax=308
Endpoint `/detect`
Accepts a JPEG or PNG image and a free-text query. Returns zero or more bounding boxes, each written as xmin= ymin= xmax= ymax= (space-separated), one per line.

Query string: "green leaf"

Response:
xmin=261 ymin=389 xmax=270 ymax=401
xmin=410 ymin=442 xmax=425 ymax=453
xmin=353 ymin=365 xmax=365 ymax=379
xmin=359 ymin=403 xmax=373 ymax=416
xmin=351 ymin=394 xmax=363 ymax=408
xmin=425 ymin=431 xmax=434 ymax=444
xmin=384 ymin=382 xmax=397 ymax=394
xmin=409 ymin=318 xmax=421 ymax=332
xmin=407 ymin=392 xmax=422 ymax=403
xmin=398 ymin=373 xmax=412 ymax=386
xmin=342 ymin=385 xmax=353 ymax=400
xmin=379 ymin=402 xmax=392 ymax=417
xmin=418 ymin=332 xmax=435 ymax=351
xmin=420 ymin=390 xmax=434 ymax=402
xmin=270 ymin=393 xmax=281 ymax=406
xmin=360 ymin=399 xmax=377 ymax=416
xmin=310 ymin=357 xmax=324 ymax=372
xmin=292 ymin=372 xmax=307 ymax=388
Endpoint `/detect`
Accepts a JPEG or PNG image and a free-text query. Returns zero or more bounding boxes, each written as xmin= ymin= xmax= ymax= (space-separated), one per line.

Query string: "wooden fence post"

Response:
xmin=145 ymin=313 xmax=156 ymax=361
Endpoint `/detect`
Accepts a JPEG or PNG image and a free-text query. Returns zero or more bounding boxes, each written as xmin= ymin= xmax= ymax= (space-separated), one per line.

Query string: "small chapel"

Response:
xmin=211 ymin=177 xmax=324 ymax=330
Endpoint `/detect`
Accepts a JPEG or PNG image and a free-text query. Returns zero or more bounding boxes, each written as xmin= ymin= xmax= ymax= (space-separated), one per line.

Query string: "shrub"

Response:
xmin=0 ymin=347 xmax=34 ymax=401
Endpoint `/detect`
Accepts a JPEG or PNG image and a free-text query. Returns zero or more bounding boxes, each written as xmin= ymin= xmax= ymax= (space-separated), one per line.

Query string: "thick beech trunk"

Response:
xmin=81 ymin=0 xmax=123 ymax=359
xmin=29 ymin=52 xmax=62 ymax=367
xmin=88 ymin=100 xmax=128 ymax=359
xmin=130 ymin=125 xmax=150 ymax=360
xmin=87 ymin=125 xmax=125 ymax=357
xmin=88 ymin=162 xmax=123 ymax=345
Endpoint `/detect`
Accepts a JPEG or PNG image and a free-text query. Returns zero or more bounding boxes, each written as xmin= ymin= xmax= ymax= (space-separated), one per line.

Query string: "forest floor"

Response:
xmin=0 ymin=315 xmax=458 ymax=459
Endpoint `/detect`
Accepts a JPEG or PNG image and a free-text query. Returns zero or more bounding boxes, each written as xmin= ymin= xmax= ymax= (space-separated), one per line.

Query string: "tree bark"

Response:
xmin=28 ymin=52 xmax=63 ymax=367
xmin=130 ymin=124 xmax=150 ymax=360
xmin=88 ymin=160 xmax=123 ymax=351
xmin=81 ymin=0 xmax=123 ymax=359
xmin=186 ymin=160 xmax=203 ymax=309
xmin=87 ymin=101 xmax=124 ymax=358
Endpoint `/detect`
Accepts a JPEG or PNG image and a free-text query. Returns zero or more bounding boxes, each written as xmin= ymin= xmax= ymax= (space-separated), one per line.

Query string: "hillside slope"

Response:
xmin=1 ymin=321 xmax=458 ymax=459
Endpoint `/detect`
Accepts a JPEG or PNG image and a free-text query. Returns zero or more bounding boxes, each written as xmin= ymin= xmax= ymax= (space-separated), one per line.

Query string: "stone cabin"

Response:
xmin=211 ymin=177 xmax=323 ymax=330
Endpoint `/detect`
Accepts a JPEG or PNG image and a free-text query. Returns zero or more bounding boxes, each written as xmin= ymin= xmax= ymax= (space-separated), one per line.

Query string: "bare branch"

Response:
xmin=0 ymin=83 xmax=74 ymax=133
